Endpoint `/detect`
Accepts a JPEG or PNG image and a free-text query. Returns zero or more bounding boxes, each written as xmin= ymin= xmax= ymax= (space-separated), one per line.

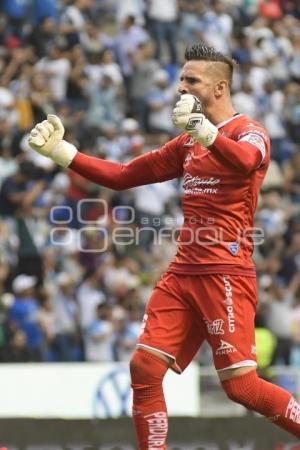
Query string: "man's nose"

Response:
xmin=178 ymin=82 xmax=188 ymax=95
xmin=178 ymin=88 xmax=188 ymax=95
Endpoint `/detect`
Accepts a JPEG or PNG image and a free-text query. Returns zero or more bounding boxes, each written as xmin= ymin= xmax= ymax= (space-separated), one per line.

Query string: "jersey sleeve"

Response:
xmin=69 ymin=134 xmax=187 ymax=190
xmin=145 ymin=134 xmax=188 ymax=180
xmin=210 ymin=122 xmax=270 ymax=174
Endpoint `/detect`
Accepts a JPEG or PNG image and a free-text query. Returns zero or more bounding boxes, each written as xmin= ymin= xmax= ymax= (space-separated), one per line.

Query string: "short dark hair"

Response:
xmin=185 ymin=44 xmax=235 ymax=84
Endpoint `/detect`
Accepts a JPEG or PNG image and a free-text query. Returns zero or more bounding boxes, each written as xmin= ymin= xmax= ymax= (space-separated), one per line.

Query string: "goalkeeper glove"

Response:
xmin=28 ymin=114 xmax=77 ymax=168
xmin=172 ymin=94 xmax=218 ymax=147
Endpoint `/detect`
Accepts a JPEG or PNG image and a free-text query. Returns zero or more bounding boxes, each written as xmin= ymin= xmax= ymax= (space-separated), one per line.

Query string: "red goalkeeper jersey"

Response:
xmin=70 ymin=114 xmax=270 ymax=276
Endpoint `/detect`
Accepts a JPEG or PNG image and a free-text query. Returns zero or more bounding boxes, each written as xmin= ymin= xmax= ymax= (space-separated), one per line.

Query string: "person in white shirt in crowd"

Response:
xmin=199 ymin=0 xmax=234 ymax=54
xmin=115 ymin=0 xmax=146 ymax=26
xmin=35 ymin=43 xmax=71 ymax=102
xmin=77 ymin=266 xmax=107 ymax=330
xmin=147 ymin=69 xmax=176 ymax=134
xmin=85 ymin=302 xmax=114 ymax=362
xmin=232 ymin=80 xmax=258 ymax=119
xmin=111 ymin=306 xmax=140 ymax=362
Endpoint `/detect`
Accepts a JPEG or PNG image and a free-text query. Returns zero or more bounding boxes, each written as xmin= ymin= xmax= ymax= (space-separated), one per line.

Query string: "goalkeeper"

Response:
xmin=29 ymin=44 xmax=300 ymax=447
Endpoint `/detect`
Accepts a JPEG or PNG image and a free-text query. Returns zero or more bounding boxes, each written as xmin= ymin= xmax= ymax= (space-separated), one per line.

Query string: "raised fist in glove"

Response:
xmin=28 ymin=114 xmax=77 ymax=168
xmin=172 ymin=94 xmax=218 ymax=147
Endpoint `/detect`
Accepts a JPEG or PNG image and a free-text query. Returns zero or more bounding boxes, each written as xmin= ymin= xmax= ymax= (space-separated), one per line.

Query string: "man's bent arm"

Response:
xmin=210 ymin=133 xmax=266 ymax=174
xmin=69 ymin=152 xmax=176 ymax=191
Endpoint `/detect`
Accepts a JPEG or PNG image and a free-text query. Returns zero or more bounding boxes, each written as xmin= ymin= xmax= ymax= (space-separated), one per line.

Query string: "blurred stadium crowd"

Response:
xmin=0 ymin=0 xmax=300 ymax=369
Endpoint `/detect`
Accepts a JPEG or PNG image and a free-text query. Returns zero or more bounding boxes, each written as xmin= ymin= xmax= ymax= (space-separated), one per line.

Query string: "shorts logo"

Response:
xmin=204 ymin=318 xmax=225 ymax=335
xmin=223 ymin=276 xmax=235 ymax=333
xmin=228 ymin=241 xmax=239 ymax=256
xmin=216 ymin=339 xmax=237 ymax=355
xmin=139 ymin=313 xmax=148 ymax=336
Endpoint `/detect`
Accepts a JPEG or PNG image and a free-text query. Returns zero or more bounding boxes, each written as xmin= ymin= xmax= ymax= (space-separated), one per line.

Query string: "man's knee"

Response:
xmin=221 ymin=369 xmax=262 ymax=410
xmin=130 ymin=348 xmax=169 ymax=386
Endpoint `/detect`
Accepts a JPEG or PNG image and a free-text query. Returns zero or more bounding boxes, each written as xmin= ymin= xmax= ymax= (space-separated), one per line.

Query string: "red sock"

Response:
xmin=130 ymin=349 xmax=169 ymax=450
xmin=222 ymin=370 xmax=300 ymax=438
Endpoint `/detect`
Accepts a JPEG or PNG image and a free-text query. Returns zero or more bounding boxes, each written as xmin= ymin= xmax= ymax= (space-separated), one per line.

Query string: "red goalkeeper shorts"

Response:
xmin=138 ymin=272 xmax=257 ymax=373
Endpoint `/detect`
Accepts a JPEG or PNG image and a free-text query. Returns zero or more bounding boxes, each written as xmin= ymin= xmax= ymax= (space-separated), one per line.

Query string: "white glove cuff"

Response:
xmin=192 ymin=121 xmax=218 ymax=147
xmin=51 ymin=140 xmax=78 ymax=168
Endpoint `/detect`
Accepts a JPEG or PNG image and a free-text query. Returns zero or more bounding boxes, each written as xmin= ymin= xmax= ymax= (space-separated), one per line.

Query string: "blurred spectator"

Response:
xmin=130 ymin=40 xmax=160 ymax=129
xmin=290 ymin=275 xmax=300 ymax=367
xmin=8 ymin=274 xmax=44 ymax=361
xmin=31 ymin=0 xmax=58 ymax=28
xmin=133 ymin=179 xmax=177 ymax=251
xmin=50 ymin=273 xmax=79 ymax=361
xmin=116 ymin=0 xmax=146 ymax=26
xmin=232 ymin=80 xmax=258 ymax=118
xmin=77 ymin=267 xmax=107 ymax=330
xmin=147 ymin=69 xmax=176 ymax=134
xmin=1 ymin=0 xmax=28 ymax=38
xmin=85 ymin=73 xmax=124 ymax=130
xmin=59 ymin=0 xmax=94 ymax=49
xmin=118 ymin=118 xmax=142 ymax=158
xmin=80 ymin=19 xmax=114 ymax=54
xmin=1 ymin=329 xmax=31 ymax=363
xmin=29 ymin=70 xmax=55 ymax=123
xmin=286 ymin=89 xmax=300 ymax=144
xmin=281 ymin=231 xmax=300 ymax=283
xmin=263 ymin=275 xmax=300 ymax=365
xmin=35 ymin=43 xmax=71 ymax=102
xmin=255 ymin=308 xmax=277 ymax=379
xmin=147 ymin=0 xmax=178 ymax=64
xmin=198 ymin=0 xmax=234 ymax=54
xmin=283 ymin=151 xmax=300 ymax=202
xmin=84 ymin=302 xmax=114 ymax=361
xmin=114 ymin=15 xmax=149 ymax=100
xmin=111 ymin=307 xmax=140 ymax=361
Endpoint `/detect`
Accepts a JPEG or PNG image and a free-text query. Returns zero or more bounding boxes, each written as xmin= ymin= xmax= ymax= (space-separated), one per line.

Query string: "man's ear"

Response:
xmin=214 ymin=80 xmax=228 ymax=97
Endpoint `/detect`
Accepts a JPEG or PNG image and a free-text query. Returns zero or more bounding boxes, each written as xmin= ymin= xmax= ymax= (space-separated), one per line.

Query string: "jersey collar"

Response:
xmin=217 ymin=113 xmax=243 ymax=130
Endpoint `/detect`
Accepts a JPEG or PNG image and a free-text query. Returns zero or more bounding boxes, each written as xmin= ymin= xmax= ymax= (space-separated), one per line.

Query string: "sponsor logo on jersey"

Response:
xmin=251 ymin=345 xmax=256 ymax=355
xmin=223 ymin=276 xmax=235 ymax=333
xmin=216 ymin=339 xmax=237 ymax=355
xmin=183 ymin=173 xmax=220 ymax=195
xmin=204 ymin=318 xmax=225 ymax=335
xmin=183 ymin=152 xmax=194 ymax=167
xmin=228 ymin=241 xmax=239 ymax=256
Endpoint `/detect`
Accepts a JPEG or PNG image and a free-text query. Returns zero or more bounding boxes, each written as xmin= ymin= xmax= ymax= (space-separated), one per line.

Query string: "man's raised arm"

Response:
xmin=28 ymin=115 xmax=184 ymax=190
